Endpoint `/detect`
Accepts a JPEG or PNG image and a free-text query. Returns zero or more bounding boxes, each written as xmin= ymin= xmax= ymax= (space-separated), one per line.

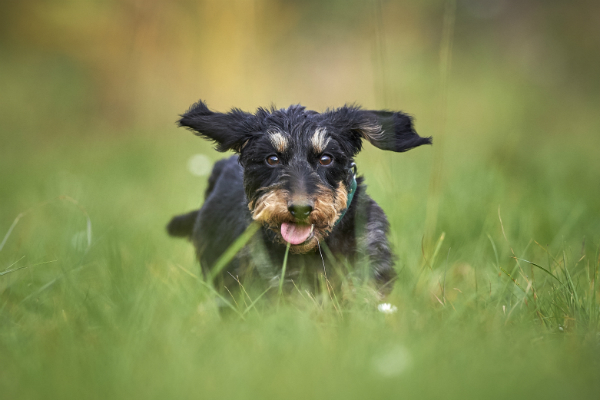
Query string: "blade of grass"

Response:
xmin=487 ymin=234 xmax=500 ymax=272
xmin=499 ymin=266 xmax=526 ymax=293
xmin=513 ymin=257 xmax=561 ymax=283
xmin=442 ymin=247 xmax=450 ymax=304
xmin=430 ymin=232 xmax=446 ymax=270
xmin=208 ymin=222 xmax=260 ymax=281
xmin=1 ymin=256 xmax=25 ymax=275
xmin=414 ymin=232 xmax=446 ymax=293
xmin=278 ymin=242 xmax=291 ymax=296
xmin=2 ymin=258 xmax=58 ymax=277
xmin=242 ymin=286 xmax=272 ymax=316
xmin=562 ymin=250 xmax=580 ymax=309
xmin=176 ymin=264 xmax=244 ymax=319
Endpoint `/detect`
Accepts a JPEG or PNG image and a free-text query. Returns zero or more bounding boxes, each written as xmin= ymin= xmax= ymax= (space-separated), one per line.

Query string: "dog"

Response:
xmin=167 ymin=100 xmax=431 ymax=297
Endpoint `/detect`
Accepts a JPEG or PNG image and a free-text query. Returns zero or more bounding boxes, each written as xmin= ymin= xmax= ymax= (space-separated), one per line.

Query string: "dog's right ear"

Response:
xmin=178 ymin=100 xmax=259 ymax=152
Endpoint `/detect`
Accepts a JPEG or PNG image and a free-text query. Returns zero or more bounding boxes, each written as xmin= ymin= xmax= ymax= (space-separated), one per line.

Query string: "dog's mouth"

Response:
xmin=280 ymin=222 xmax=314 ymax=245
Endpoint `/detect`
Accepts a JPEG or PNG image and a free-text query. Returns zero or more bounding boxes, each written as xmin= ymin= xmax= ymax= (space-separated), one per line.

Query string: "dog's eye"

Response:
xmin=266 ymin=155 xmax=280 ymax=166
xmin=319 ymin=154 xmax=333 ymax=166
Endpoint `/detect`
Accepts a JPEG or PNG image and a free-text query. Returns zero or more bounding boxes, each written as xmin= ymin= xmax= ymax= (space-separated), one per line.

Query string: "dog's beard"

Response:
xmin=249 ymin=184 xmax=348 ymax=253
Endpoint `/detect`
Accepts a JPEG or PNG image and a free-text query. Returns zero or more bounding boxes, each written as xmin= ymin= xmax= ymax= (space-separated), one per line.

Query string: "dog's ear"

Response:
xmin=328 ymin=106 xmax=432 ymax=153
xmin=360 ymin=110 xmax=432 ymax=152
xmin=178 ymin=100 xmax=259 ymax=152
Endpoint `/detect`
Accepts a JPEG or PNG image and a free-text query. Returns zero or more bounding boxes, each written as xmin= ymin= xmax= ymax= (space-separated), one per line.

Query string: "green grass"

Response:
xmin=2 ymin=15 xmax=600 ymax=398
xmin=1 ymin=116 xmax=599 ymax=399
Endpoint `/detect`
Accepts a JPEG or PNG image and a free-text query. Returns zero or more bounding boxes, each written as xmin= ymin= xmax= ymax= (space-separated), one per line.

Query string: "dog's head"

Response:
xmin=179 ymin=100 xmax=431 ymax=253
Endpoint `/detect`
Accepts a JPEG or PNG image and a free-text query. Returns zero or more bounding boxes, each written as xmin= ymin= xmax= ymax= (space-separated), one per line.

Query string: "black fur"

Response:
xmin=169 ymin=101 xmax=431 ymax=295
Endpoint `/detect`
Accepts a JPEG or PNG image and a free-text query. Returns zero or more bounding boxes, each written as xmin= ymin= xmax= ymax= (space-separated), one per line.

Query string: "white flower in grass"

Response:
xmin=377 ymin=303 xmax=398 ymax=314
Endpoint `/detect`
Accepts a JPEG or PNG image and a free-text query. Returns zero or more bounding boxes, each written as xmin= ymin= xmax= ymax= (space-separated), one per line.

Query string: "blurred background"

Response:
xmin=1 ymin=1 xmax=600 ymax=399
xmin=1 ymin=0 xmax=600 ymax=269
xmin=3 ymin=0 xmax=600 ymax=123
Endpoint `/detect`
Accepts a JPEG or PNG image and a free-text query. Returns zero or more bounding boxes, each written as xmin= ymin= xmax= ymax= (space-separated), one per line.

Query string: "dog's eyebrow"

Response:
xmin=311 ymin=127 xmax=330 ymax=153
xmin=268 ymin=129 xmax=288 ymax=153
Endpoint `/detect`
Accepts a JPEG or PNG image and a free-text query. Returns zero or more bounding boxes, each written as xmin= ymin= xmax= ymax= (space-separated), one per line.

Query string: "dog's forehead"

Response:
xmin=264 ymin=107 xmax=319 ymax=131
xmin=263 ymin=107 xmax=332 ymax=153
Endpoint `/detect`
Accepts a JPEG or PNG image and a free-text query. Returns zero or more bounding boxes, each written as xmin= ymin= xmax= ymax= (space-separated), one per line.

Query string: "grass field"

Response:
xmin=2 ymin=1 xmax=600 ymax=399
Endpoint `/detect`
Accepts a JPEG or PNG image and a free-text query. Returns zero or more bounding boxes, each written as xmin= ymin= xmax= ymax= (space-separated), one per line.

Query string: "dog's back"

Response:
xmin=167 ymin=157 xmax=231 ymax=238
xmin=167 ymin=156 xmax=250 ymax=277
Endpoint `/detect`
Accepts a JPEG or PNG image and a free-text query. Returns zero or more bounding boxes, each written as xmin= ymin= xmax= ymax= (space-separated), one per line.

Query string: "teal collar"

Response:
xmin=334 ymin=163 xmax=357 ymax=226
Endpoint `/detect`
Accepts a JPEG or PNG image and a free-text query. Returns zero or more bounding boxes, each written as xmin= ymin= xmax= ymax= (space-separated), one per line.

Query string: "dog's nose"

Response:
xmin=288 ymin=203 xmax=313 ymax=219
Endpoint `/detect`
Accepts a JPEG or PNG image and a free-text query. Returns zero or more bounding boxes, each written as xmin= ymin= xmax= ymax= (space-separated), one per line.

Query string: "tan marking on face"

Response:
xmin=250 ymin=188 xmax=289 ymax=223
xmin=334 ymin=184 xmax=349 ymax=214
xmin=248 ymin=183 xmax=350 ymax=254
xmin=268 ymin=130 xmax=288 ymax=153
xmin=311 ymin=127 xmax=330 ymax=153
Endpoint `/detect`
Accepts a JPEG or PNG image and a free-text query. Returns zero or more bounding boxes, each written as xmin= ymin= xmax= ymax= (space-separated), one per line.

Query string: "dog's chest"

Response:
xmin=235 ymin=227 xmax=357 ymax=286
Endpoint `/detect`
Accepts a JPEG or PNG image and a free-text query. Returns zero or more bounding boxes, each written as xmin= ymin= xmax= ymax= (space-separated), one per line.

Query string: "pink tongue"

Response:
xmin=281 ymin=222 xmax=312 ymax=245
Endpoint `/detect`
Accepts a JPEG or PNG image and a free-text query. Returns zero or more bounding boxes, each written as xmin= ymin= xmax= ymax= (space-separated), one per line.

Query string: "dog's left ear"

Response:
xmin=329 ymin=106 xmax=432 ymax=153
xmin=178 ymin=100 xmax=259 ymax=152
xmin=360 ymin=110 xmax=432 ymax=152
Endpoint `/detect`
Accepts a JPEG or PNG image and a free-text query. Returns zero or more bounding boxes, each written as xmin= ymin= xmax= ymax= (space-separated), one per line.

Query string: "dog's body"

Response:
xmin=167 ymin=101 xmax=430 ymax=295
